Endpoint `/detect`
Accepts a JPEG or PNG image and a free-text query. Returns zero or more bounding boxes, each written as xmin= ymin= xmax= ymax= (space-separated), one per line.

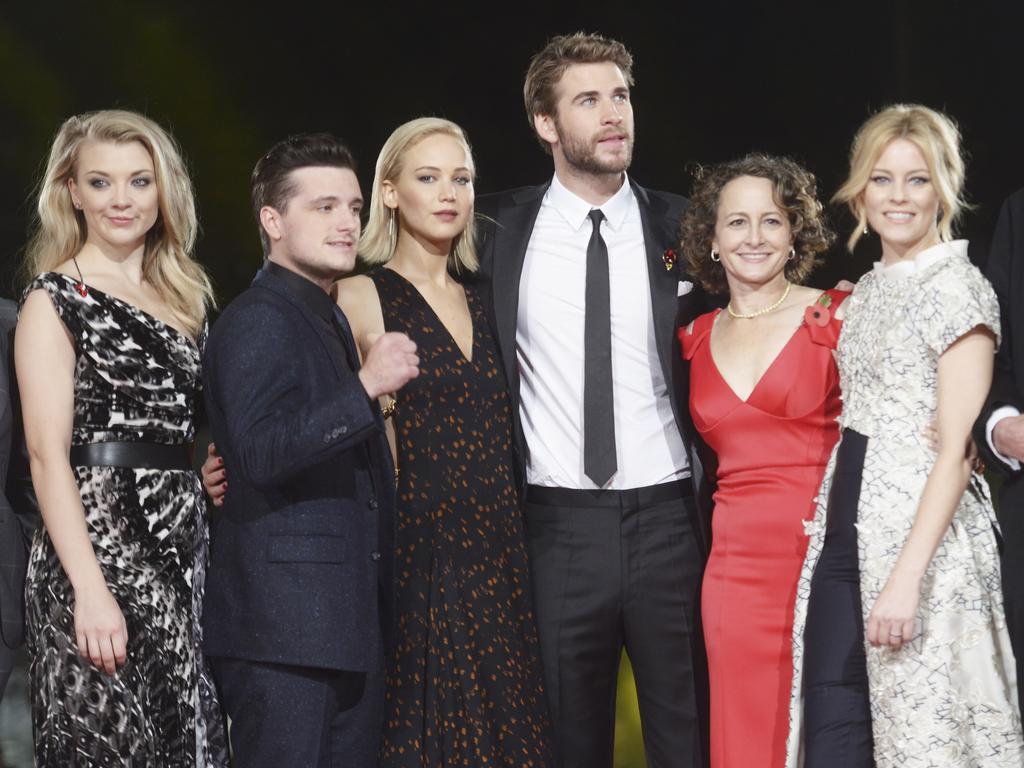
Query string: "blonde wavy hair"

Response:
xmin=24 ymin=109 xmax=214 ymax=335
xmin=359 ymin=117 xmax=478 ymax=273
xmin=834 ymin=104 xmax=967 ymax=253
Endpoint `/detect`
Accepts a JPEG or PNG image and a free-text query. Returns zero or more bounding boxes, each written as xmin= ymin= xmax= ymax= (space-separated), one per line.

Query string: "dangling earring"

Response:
xmin=388 ymin=208 xmax=396 ymax=241
xmin=787 ymin=247 xmax=796 ymax=261
xmin=711 ymin=250 xmax=720 ymax=263
xmin=862 ymin=224 xmax=869 ymax=235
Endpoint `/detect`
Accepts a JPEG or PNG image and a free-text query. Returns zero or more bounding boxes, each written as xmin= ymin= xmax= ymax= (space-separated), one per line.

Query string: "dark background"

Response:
xmin=1 ymin=1 xmax=1022 ymax=301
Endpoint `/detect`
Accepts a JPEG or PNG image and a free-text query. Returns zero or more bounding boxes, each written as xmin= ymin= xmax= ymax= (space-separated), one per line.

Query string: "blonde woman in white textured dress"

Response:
xmin=786 ymin=104 xmax=1023 ymax=768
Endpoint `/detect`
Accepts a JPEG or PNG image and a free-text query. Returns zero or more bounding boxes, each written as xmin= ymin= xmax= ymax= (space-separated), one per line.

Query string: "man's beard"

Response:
xmin=556 ymin=122 xmax=634 ymax=176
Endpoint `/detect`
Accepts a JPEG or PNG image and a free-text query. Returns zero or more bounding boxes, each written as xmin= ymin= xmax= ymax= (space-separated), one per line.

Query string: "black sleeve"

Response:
xmin=974 ymin=192 xmax=1023 ymax=476
xmin=205 ymin=301 xmax=381 ymax=491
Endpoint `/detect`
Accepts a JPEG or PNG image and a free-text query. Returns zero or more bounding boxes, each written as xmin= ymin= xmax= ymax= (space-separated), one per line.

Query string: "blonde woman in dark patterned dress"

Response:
xmin=16 ymin=110 xmax=227 ymax=766
xmin=336 ymin=117 xmax=554 ymax=767
xmin=787 ymin=105 xmax=1023 ymax=767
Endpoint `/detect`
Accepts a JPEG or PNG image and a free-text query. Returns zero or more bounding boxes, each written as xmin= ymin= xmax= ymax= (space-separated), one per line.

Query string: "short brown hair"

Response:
xmin=251 ymin=133 xmax=357 ymax=255
xmin=680 ymin=154 xmax=835 ymax=295
xmin=523 ymin=32 xmax=634 ymax=154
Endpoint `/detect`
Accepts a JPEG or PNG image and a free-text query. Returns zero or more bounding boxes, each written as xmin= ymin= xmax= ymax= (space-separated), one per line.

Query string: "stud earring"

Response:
xmin=862 ymin=225 xmax=869 ymax=235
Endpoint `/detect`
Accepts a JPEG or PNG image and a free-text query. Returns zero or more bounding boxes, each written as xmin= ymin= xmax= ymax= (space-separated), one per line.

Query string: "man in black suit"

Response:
xmin=974 ymin=186 xmax=1024 ymax=719
xmin=475 ymin=32 xmax=711 ymax=768
xmin=202 ymin=134 xmax=418 ymax=768
xmin=0 ymin=299 xmax=40 ymax=699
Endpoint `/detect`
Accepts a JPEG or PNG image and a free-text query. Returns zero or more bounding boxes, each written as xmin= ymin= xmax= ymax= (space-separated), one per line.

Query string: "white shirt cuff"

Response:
xmin=987 ymin=406 xmax=1022 ymax=471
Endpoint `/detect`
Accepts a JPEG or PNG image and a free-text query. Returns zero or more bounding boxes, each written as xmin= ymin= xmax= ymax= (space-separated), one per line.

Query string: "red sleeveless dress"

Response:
xmin=678 ymin=289 xmax=848 ymax=768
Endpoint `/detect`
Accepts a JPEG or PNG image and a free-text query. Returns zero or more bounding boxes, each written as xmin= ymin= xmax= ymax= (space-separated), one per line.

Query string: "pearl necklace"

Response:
xmin=726 ymin=282 xmax=792 ymax=319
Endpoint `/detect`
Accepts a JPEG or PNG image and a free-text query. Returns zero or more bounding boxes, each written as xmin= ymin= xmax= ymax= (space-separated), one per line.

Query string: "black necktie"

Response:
xmin=332 ymin=306 xmax=360 ymax=371
xmin=584 ymin=208 xmax=616 ymax=487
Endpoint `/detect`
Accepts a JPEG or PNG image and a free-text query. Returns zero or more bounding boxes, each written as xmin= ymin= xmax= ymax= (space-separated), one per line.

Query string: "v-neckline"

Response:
xmin=706 ymin=309 xmax=804 ymax=404
xmin=51 ymin=272 xmax=199 ymax=352
xmin=384 ymin=267 xmax=476 ymax=364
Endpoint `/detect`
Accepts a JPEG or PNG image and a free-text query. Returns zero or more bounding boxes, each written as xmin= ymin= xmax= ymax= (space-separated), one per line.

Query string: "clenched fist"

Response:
xmin=359 ymin=332 xmax=419 ymax=399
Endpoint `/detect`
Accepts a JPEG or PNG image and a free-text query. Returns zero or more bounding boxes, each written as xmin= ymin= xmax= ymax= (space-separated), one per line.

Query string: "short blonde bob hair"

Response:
xmin=359 ymin=117 xmax=478 ymax=273
xmin=24 ymin=109 xmax=213 ymax=335
xmin=834 ymin=104 xmax=967 ymax=252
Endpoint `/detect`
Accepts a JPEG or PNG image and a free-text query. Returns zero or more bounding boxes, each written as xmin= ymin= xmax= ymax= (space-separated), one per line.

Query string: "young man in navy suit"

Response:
xmin=475 ymin=33 xmax=711 ymax=768
xmin=202 ymin=134 xmax=418 ymax=768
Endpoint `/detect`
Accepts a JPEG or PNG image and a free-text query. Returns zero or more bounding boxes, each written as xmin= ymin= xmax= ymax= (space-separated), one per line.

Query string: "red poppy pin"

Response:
xmin=662 ymin=248 xmax=677 ymax=271
xmin=804 ymin=293 xmax=832 ymax=327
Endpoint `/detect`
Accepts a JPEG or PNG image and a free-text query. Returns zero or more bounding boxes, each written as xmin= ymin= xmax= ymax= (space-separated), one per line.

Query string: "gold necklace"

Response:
xmin=726 ymin=282 xmax=792 ymax=319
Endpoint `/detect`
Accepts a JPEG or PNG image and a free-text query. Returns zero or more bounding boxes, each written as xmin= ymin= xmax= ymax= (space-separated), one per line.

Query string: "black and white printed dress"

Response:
xmin=22 ymin=273 xmax=228 ymax=767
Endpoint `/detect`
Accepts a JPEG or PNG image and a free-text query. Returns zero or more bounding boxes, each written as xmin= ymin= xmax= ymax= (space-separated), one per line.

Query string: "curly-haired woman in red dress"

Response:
xmin=677 ymin=154 xmax=843 ymax=768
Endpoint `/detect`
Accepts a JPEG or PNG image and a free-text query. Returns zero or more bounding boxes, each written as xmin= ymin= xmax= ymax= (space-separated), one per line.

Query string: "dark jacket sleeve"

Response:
xmin=975 ymin=192 xmax=1023 ymax=476
xmin=205 ymin=300 xmax=381 ymax=491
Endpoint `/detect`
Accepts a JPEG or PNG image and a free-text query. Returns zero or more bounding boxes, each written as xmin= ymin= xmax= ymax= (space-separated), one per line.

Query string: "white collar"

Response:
xmin=547 ymin=172 xmax=635 ymax=233
xmin=872 ymin=239 xmax=968 ymax=280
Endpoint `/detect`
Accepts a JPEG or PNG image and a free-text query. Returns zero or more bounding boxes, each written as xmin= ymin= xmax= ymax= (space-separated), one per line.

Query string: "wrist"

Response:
xmin=890 ymin=560 xmax=926 ymax=585
xmin=71 ymin=568 xmax=108 ymax=595
xmin=358 ymin=369 xmax=381 ymax=400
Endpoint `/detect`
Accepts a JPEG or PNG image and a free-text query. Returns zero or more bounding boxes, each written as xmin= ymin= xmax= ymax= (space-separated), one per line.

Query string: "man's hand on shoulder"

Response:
xmin=359 ymin=332 xmax=419 ymax=400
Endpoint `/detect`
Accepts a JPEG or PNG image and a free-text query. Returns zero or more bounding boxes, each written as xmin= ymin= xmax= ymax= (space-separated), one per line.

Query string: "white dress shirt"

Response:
xmin=516 ymin=173 xmax=689 ymax=489
xmin=988 ymin=406 xmax=1022 ymax=471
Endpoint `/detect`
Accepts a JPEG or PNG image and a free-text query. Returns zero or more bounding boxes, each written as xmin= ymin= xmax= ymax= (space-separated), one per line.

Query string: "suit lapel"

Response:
xmin=634 ymin=182 xmax=679 ymax=398
xmin=489 ymin=185 xmax=547 ymax=395
xmin=254 ymin=270 xmax=350 ymax=382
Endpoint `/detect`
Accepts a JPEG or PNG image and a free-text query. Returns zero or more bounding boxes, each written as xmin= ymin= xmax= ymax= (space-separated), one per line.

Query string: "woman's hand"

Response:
xmin=202 ymin=442 xmax=227 ymax=507
xmin=866 ymin=570 xmax=921 ymax=651
xmin=74 ymin=581 xmax=128 ymax=675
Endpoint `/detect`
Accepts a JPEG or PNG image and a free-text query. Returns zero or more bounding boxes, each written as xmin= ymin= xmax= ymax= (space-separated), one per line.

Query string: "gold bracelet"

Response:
xmin=381 ymin=397 xmax=397 ymax=420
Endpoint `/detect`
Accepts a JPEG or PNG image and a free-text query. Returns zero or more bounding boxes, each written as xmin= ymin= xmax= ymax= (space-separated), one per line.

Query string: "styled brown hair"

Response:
xmin=523 ymin=32 xmax=634 ymax=154
xmin=251 ymin=133 xmax=357 ymax=255
xmin=680 ymin=154 xmax=834 ymax=295
xmin=834 ymin=104 xmax=966 ymax=252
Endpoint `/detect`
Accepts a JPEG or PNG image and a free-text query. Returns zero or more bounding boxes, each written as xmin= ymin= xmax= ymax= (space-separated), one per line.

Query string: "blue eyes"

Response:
xmin=87 ymin=177 xmax=152 ymax=189
xmin=871 ymin=176 xmax=930 ymax=185
xmin=417 ymin=175 xmax=473 ymax=185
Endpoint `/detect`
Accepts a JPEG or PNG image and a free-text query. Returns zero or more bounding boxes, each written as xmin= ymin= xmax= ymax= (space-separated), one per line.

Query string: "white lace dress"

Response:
xmin=785 ymin=241 xmax=1023 ymax=767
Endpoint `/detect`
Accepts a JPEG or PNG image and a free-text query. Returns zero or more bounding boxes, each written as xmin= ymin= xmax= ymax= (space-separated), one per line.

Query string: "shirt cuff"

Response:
xmin=987 ymin=406 xmax=1022 ymax=471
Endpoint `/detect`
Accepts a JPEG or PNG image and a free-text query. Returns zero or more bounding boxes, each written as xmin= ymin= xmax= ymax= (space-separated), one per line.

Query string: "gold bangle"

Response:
xmin=381 ymin=397 xmax=397 ymax=420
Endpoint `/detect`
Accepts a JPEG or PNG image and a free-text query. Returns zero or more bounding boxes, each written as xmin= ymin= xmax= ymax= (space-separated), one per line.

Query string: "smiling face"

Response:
xmin=261 ymin=166 xmax=362 ymax=286
xmin=68 ymin=140 xmax=159 ymax=256
xmin=713 ymin=175 xmax=793 ymax=290
xmin=383 ymin=132 xmax=474 ymax=252
xmin=862 ymin=138 xmax=940 ymax=260
xmin=535 ymin=61 xmax=634 ymax=177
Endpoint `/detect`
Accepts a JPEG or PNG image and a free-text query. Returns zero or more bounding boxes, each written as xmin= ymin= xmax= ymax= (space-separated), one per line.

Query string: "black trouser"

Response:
xmin=803 ymin=430 xmax=874 ymax=767
xmin=210 ymin=656 xmax=382 ymax=768
xmin=996 ymin=476 xmax=1024 ymax=721
xmin=524 ymin=481 xmax=706 ymax=768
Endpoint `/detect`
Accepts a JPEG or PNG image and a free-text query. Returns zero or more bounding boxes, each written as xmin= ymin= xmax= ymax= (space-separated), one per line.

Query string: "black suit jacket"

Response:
xmin=975 ymin=188 xmax=1024 ymax=479
xmin=475 ymin=180 xmax=713 ymax=555
xmin=0 ymin=299 xmax=39 ymax=650
xmin=202 ymin=266 xmax=394 ymax=673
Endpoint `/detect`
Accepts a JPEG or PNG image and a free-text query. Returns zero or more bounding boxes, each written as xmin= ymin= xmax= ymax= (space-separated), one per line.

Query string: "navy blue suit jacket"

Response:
xmin=202 ymin=266 xmax=394 ymax=673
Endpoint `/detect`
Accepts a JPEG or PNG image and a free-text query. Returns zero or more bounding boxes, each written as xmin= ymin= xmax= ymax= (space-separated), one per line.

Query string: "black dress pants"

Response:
xmin=995 ymin=475 xmax=1024 ymax=721
xmin=211 ymin=656 xmax=382 ymax=768
xmin=524 ymin=481 xmax=706 ymax=768
xmin=802 ymin=429 xmax=874 ymax=767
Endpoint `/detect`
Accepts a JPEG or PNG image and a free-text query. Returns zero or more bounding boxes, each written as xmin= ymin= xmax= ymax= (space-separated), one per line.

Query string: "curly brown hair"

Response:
xmin=680 ymin=154 xmax=834 ymax=295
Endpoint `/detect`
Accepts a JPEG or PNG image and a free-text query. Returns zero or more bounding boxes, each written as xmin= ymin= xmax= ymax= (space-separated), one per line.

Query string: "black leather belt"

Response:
xmin=526 ymin=479 xmax=692 ymax=508
xmin=69 ymin=441 xmax=191 ymax=470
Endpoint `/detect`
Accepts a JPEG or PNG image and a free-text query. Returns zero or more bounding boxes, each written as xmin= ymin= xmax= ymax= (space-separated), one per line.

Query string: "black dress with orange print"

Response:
xmin=370 ymin=267 xmax=554 ymax=768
